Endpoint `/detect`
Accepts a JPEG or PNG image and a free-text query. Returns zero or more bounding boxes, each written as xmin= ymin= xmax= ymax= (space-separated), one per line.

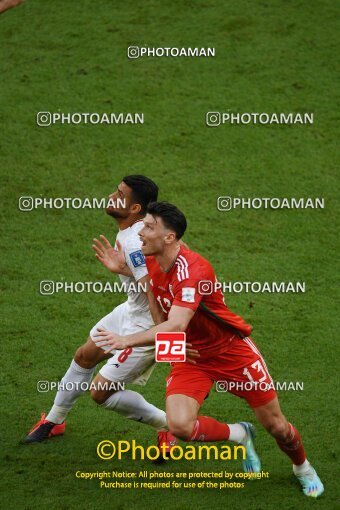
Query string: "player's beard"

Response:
xmin=105 ymin=207 xmax=128 ymax=218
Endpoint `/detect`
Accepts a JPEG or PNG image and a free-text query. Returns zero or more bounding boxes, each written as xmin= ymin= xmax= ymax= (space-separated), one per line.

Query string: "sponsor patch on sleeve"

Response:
xmin=181 ymin=287 xmax=195 ymax=303
xmin=129 ymin=250 xmax=146 ymax=268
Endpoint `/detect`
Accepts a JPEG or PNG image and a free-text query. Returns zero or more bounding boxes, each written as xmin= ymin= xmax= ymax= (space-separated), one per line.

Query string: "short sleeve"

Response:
xmin=171 ymin=255 xmax=209 ymax=310
xmin=123 ymin=238 xmax=148 ymax=281
xmin=172 ymin=277 xmax=203 ymax=311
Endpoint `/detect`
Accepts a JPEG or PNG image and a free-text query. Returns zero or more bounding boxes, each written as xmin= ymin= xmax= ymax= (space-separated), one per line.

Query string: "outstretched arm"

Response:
xmin=92 ymin=235 xmax=132 ymax=277
xmin=0 ymin=0 xmax=24 ymax=14
xmin=93 ymin=305 xmax=194 ymax=350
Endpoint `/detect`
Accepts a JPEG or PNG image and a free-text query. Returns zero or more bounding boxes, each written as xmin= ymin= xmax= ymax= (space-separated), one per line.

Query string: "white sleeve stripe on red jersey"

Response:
xmin=175 ymin=260 xmax=185 ymax=281
xmin=175 ymin=256 xmax=189 ymax=282
xmin=179 ymin=255 xmax=189 ymax=280
xmin=178 ymin=255 xmax=189 ymax=270
xmin=177 ymin=254 xmax=189 ymax=281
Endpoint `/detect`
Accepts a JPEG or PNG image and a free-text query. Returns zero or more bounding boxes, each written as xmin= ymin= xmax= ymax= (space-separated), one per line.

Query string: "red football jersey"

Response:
xmin=146 ymin=246 xmax=252 ymax=359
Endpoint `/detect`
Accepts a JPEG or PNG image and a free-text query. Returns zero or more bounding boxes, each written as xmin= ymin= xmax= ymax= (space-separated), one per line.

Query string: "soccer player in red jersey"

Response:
xmin=93 ymin=202 xmax=324 ymax=498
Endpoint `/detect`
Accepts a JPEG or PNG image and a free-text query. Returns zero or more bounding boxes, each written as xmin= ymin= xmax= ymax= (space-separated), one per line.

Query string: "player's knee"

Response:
xmin=74 ymin=345 xmax=96 ymax=369
xmin=265 ymin=417 xmax=288 ymax=440
xmin=168 ymin=418 xmax=195 ymax=440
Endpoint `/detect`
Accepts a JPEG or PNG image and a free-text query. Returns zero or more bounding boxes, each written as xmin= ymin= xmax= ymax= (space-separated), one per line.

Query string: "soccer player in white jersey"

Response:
xmin=23 ymin=175 xmax=176 ymax=449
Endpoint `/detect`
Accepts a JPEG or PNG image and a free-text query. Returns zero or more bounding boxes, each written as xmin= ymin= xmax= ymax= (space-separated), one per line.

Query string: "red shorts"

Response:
xmin=166 ymin=336 xmax=277 ymax=408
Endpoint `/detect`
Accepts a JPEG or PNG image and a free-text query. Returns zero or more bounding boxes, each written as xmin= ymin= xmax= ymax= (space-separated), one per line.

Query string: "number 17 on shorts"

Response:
xmin=155 ymin=332 xmax=186 ymax=362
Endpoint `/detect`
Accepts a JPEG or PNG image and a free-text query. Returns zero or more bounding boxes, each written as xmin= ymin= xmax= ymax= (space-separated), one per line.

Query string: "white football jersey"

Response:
xmin=115 ymin=220 xmax=153 ymax=328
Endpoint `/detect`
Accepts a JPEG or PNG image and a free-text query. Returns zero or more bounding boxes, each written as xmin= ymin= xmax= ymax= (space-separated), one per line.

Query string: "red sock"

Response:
xmin=276 ymin=423 xmax=306 ymax=465
xmin=187 ymin=416 xmax=230 ymax=442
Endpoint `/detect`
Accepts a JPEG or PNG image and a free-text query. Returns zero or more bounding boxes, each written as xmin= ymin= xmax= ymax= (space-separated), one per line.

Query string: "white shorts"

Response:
xmin=90 ymin=302 xmax=155 ymax=386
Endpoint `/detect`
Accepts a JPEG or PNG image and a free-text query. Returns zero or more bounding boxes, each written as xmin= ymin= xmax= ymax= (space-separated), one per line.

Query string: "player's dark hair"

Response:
xmin=122 ymin=175 xmax=159 ymax=215
xmin=147 ymin=201 xmax=187 ymax=240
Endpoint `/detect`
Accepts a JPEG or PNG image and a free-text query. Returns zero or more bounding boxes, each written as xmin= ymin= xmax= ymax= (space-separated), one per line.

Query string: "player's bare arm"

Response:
xmin=92 ymin=235 xmax=132 ymax=277
xmin=92 ymin=240 xmax=167 ymax=324
xmin=93 ymin=304 xmax=194 ymax=350
xmin=0 ymin=0 xmax=24 ymax=14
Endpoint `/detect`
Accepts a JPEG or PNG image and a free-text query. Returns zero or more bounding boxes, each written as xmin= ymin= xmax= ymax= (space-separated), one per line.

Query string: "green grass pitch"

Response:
xmin=0 ymin=0 xmax=339 ymax=509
